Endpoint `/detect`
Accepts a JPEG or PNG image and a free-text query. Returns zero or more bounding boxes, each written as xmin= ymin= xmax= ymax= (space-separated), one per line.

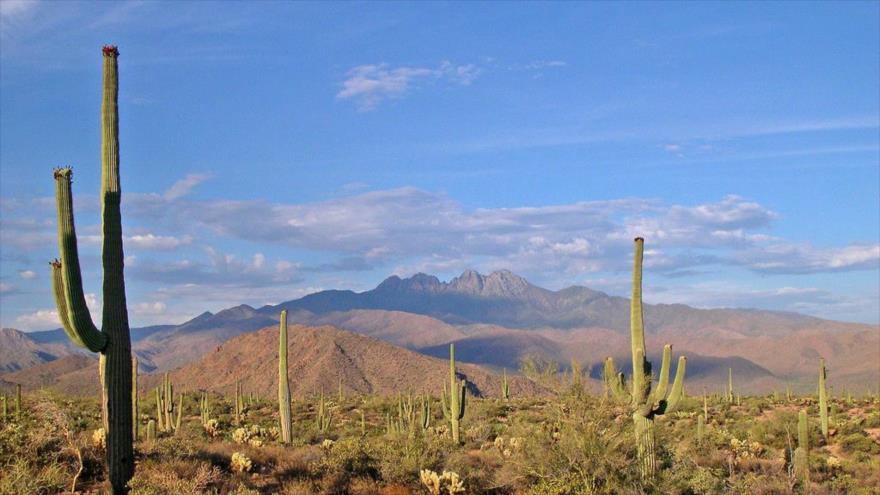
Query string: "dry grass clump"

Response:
xmin=2 ymin=389 xmax=879 ymax=494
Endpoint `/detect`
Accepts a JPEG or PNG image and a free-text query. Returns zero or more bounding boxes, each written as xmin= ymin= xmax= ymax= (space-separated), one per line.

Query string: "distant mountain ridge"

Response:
xmin=267 ymin=269 xmax=838 ymax=336
xmin=3 ymin=269 xmax=876 ymax=392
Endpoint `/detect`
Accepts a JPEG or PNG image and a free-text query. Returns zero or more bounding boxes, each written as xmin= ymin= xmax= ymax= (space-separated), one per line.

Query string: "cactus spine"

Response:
xmin=278 ymin=310 xmax=292 ymax=444
xmin=501 ymin=369 xmax=510 ymax=401
xmin=48 ymin=45 xmax=134 ymax=494
xmin=605 ymin=238 xmax=687 ymax=479
xmin=441 ymin=343 xmax=466 ymax=444
xmin=818 ymin=358 xmax=828 ymax=439
xmin=795 ymin=409 xmax=809 ymax=488
xmin=132 ymin=357 xmax=138 ymax=439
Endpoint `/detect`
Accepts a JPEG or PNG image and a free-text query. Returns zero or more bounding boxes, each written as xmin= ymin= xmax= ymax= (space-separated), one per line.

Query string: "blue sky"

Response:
xmin=1 ymin=1 xmax=878 ymax=330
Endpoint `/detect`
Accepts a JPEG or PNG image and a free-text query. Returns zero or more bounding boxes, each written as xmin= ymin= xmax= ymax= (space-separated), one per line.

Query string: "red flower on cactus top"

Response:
xmin=102 ymin=45 xmax=119 ymax=57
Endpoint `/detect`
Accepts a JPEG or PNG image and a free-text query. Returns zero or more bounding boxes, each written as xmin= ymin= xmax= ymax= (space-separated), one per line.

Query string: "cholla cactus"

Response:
xmin=419 ymin=469 xmax=465 ymax=495
xmin=203 ymin=418 xmax=220 ymax=438
xmin=605 ymin=238 xmax=687 ymax=479
xmin=232 ymin=427 xmax=249 ymax=444
xmin=321 ymin=438 xmax=335 ymax=449
xmin=92 ymin=428 xmax=107 ymax=450
xmin=230 ymin=452 xmax=252 ymax=473
xmin=420 ymin=469 xmax=442 ymax=495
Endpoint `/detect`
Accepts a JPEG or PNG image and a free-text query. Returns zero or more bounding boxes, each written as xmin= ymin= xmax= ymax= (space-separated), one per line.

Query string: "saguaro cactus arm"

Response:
xmin=52 ymin=170 xmax=107 ymax=353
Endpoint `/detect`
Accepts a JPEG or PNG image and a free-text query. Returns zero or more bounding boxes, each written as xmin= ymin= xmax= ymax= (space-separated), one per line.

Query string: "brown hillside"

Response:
xmin=144 ymin=324 xmax=547 ymax=399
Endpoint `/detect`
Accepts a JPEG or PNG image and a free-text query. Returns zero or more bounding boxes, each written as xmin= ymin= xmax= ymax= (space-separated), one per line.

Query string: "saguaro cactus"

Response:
xmin=501 ymin=369 xmax=510 ymax=401
xmin=795 ymin=409 xmax=810 ymax=488
xmin=818 ymin=358 xmax=829 ymax=439
xmin=49 ymin=45 xmax=134 ymax=494
xmin=145 ymin=419 xmax=156 ymax=442
xmin=697 ymin=414 xmax=705 ymax=444
xmin=605 ymin=238 xmax=687 ymax=479
xmin=132 ymin=357 xmax=138 ymax=439
xmin=728 ymin=368 xmax=734 ymax=403
xmin=15 ymin=384 xmax=21 ymax=420
xmin=316 ymin=391 xmax=332 ymax=432
xmin=163 ymin=373 xmax=174 ymax=431
xmin=278 ymin=310 xmax=292 ymax=444
xmin=441 ymin=343 xmax=466 ymax=444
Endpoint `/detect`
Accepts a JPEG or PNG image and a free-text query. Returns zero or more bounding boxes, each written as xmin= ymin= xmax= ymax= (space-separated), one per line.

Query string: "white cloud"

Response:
xmin=337 ymin=61 xmax=481 ymax=110
xmin=14 ymin=308 xmax=60 ymax=330
xmin=739 ymin=243 xmax=880 ymax=274
xmin=126 ymin=233 xmax=192 ymax=250
xmin=0 ymin=282 xmax=14 ymax=294
xmin=18 ymin=269 xmax=35 ymax=279
xmin=131 ymin=301 xmax=167 ymax=316
xmin=164 ymin=173 xmax=211 ymax=200
xmin=129 ymin=247 xmax=298 ymax=288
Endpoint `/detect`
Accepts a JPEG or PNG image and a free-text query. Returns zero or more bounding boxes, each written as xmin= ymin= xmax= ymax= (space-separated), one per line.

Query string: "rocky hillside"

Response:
xmin=1 ymin=324 xmax=548 ymax=399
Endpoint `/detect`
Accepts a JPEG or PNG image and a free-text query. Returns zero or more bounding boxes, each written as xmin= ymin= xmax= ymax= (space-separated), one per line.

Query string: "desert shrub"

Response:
xmin=319 ymin=437 xmax=379 ymax=479
xmin=838 ymin=432 xmax=880 ymax=455
xmin=376 ymin=435 xmax=444 ymax=486
xmin=127 ymin=457 xmax=222 ymax=495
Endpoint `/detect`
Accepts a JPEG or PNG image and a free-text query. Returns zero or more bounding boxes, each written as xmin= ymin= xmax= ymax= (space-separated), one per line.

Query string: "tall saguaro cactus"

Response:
xmin=49 ymin=45 xmax=134 ymax=494
xmin=132 ymin=357 xmax=138 ymax=439
xmin=818 ymin=358 xmax=829 ymax=439
xmin=605 ymin=238 xmax=687 ymax=479
xmin=728 ymin=368 xmax=734 ymax=403
xmin=795 ymin=409 xmax=810 ymax=488
xmin=278 ymin=310 xmax=293 ymax=444
xmin=441 ymin=343 xmax=466 ymax=444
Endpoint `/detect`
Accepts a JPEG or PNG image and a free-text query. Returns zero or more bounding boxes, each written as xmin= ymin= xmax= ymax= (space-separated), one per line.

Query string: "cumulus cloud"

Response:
xmin=116 ymin=187 xmax=880 ymax=278
xmin=737 ymin=243 xmax=880 ymax=274
xmin=17 ymin=270 xmax=35 ymax=279
xmin=129 ymin=247 xmax=298 ymax=288
xmin=337 ymin=61 xmax=481 ymax=110
xmin=164 ymin=173 xmax=211 ymax=200
xmin=13 ymin=292 xmax=98 ymax=330
xmin=14 ymin=308 xmax=60 ymax=330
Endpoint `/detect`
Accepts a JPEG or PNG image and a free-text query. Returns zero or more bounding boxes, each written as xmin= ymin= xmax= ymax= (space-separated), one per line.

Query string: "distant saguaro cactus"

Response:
xmin=818 ymin=358 xmax=829 ymax=439
xmin=441 ymin=343 xmax=466 ymax=444
xmin=605 ymin=238 xmax=687 ymax=479
xmin=278 ymin=310 xmax=293 ymax=444
xmin=49 ymin=45 xmax=134 ymax=494
xmin=501 ymin=369 xmax=510 ymax=401
xmin=15 ymin=384 xmax=21 ymax=420
xmin=728 ymin=368 xmax=734 ymax=403
xmin=795 ymin=409 xmax=810 ymax=488
xmin=132 ymin=357 xmax=138 ymax=439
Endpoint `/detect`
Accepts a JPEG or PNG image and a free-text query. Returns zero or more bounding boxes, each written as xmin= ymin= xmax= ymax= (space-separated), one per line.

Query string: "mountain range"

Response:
xmin=2 ymin=269 xmax=877 ymax=394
